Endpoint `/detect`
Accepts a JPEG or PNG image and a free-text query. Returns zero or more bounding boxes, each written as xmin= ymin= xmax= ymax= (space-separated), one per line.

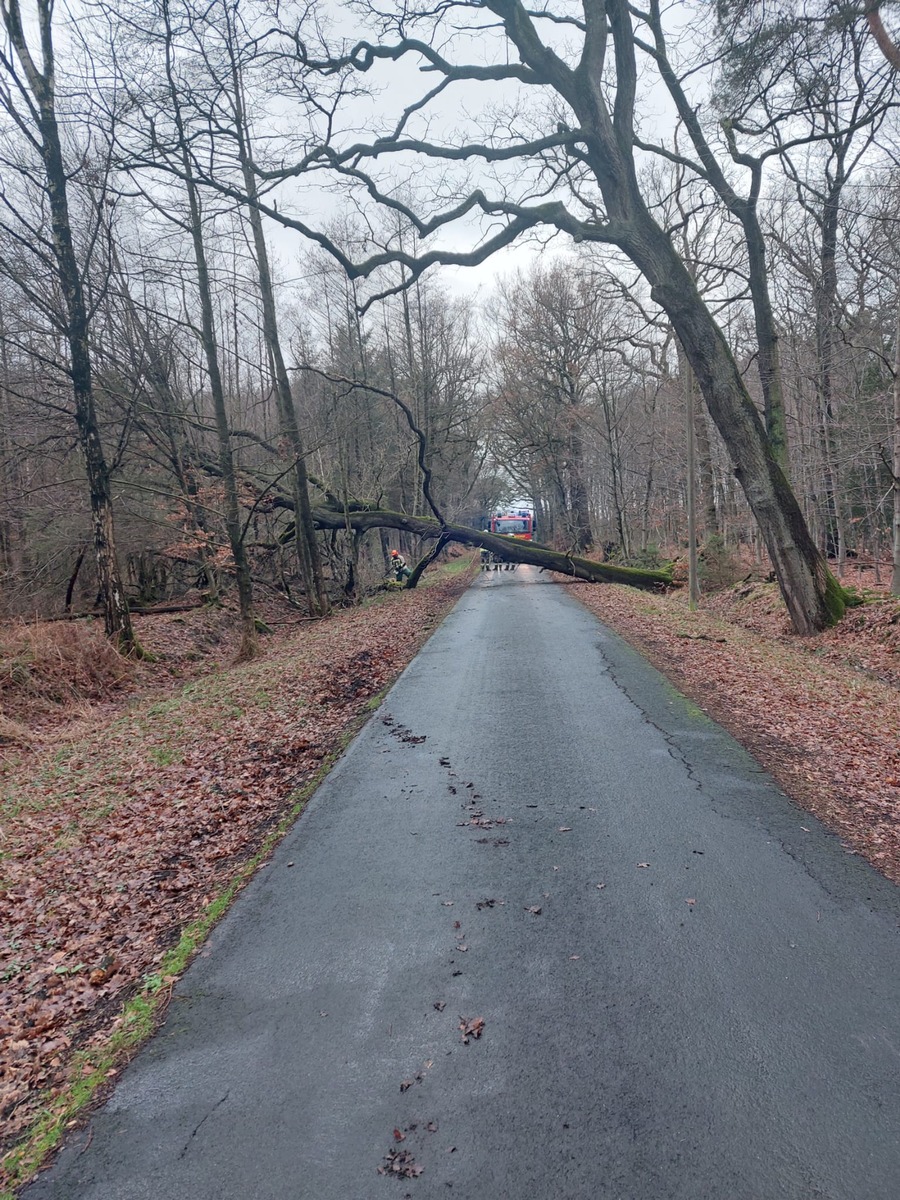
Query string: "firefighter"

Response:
xmin=390 ymin=548 xmax=411 ymax=581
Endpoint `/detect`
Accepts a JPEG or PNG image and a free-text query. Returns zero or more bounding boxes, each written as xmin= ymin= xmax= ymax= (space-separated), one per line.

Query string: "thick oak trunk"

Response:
xmin=564 ymin=6 xmax=845 ymax=633
xmin=638 ymin=223 xmax=842 ymax=632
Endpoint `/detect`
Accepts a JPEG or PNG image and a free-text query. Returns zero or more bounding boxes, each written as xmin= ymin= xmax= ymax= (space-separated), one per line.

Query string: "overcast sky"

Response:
xmin=255 ymin=0 xmax=698 ymax=305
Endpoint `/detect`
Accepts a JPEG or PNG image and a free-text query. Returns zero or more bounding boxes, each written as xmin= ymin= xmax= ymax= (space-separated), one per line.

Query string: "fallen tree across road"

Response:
xmin=306 ymin=507 xmax=674 ymax=591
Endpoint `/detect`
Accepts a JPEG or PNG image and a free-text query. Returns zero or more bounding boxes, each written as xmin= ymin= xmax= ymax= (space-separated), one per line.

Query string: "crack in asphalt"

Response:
xmin=601 ymin=650 xmax=705 ymax=795
xmin=596 ymin=627 xmax=872 ymax=909
xmin=178 ymin=1091 xmax=230 ymax=1160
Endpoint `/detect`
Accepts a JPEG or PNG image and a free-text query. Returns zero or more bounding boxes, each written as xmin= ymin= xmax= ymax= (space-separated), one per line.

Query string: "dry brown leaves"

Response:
xmin=571 ymin=579 xmax=900 ymax=883
xmin=0 ymin=621 xmax=133 ymax=730
xmin=459 ymin=1016 xmax=485 ymax=1045
xmin=0 ymin=575 xmax=469 ymax=1166
xmin=378 ymin=1147 xmax=423 ymax=1178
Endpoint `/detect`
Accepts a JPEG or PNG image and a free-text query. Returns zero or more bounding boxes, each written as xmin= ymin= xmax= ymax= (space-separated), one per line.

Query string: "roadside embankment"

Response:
xmin=0 ymin=562 xmax=472 ymax=1194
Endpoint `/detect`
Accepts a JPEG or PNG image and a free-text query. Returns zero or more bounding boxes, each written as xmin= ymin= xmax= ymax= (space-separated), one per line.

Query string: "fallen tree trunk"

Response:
xmin=306 ymin=507 xmax=674 ymax=590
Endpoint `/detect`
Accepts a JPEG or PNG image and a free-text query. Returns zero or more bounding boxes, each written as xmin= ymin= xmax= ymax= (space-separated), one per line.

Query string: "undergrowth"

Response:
xmin=0 ymin=622 xmax=132 ymax=727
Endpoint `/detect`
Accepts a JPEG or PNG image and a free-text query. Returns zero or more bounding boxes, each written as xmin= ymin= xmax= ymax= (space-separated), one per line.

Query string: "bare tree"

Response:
xmin=0 ymin=0 xmax=140 ymax=649
xmin=213 ymin=0 xmax=329 ymax=616
xmin=491 ymin=264 xmax=600 ymax=553
xmin=230 ymin=0 xmax=851 ymax=632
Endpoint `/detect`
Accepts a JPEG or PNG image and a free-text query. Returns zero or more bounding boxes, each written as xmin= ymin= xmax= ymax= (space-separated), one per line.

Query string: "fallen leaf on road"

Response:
xmin=393 ymin=1128 xmax=406 ymax=1142
xmin=459 ymin=1016 xmax=485 ymax=1044
xmin=433 ymin=1001 xmax=446 ymax=1012
xmin=686 ymin=898 xmax=696 ymax=905
xmin=596 ymin=883 xmax=606 ymax=890
xmin=637 ymin=862 xmax=651 ymax=868
xmin=524 ymin=905 xmax=542 ymax=915
xmin=558 ymin=826 xmax=572 ymax=832
xmin=456 ymin=944 xmax=468 ymax=952
xmin=378 ymin=1149 xmax=423 ymax=1179
xmin=569 ymin=955 xmax=581 ymax=960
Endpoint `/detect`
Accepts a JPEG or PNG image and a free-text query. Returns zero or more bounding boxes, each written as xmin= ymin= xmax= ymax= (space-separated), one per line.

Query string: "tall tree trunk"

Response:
xmin=567 ymin=418 xmax=593 ymax=552
xmin=563 ymin=0 xmax=844 ymax=632
xmin=686 ymin=366 xmax=700 ymax=607
xmin=815 ymin=178 xmax=848 ymax=570
xmin=0 ymin=303 xmax=26 ymax=580
xmin=2 ymin=0 xmax=139 ymax=651
xmin=630 ymin=210 xmax=839 ymax=632
xmin=645 ymin=2 xmax=789 ymax=469
xmin=742 ymin=205 xmax=789 ymax=470
xmin=399 ymin=268 xmax=424 ymax=518
xmin=694 ymin=403 xmax=719 ymax=539
xmin=226 ymin=39 xmax=329 ymax=617
xmin=162 ymin=0 xmax=257 ymax=658
xmin=891 ymin=302 xmax=900 ymax=596
xmin=603 ymin=406 xmax=630 ymax=558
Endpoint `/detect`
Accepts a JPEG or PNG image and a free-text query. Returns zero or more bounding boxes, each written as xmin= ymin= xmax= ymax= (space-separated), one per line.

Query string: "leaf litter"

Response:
xmin=0 ymin=575 xmax=470 ymax=1173
xmin=378 ymin=1148 xmax=423 ymax=1179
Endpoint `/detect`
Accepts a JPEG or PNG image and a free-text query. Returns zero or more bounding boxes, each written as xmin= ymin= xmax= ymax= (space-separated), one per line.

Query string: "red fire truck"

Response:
xmin=490 ymin=512 xmax=535 ymax=540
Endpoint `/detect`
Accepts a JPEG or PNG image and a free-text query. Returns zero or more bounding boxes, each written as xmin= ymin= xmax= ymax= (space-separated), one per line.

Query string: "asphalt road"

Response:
xmin=26 ymin=566 xmax=900 ymax=1199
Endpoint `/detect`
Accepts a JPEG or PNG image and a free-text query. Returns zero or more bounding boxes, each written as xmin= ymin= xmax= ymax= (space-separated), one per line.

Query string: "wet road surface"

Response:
xmin=25 ymin=566 xmax=900 ymax=1199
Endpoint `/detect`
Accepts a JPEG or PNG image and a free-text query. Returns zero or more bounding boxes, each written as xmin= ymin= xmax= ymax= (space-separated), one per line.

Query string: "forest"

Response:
xmin=5 ymin=3 xmax=900 ymax=1186
xmin=1 ymin=0 xmax=900 ymax=650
